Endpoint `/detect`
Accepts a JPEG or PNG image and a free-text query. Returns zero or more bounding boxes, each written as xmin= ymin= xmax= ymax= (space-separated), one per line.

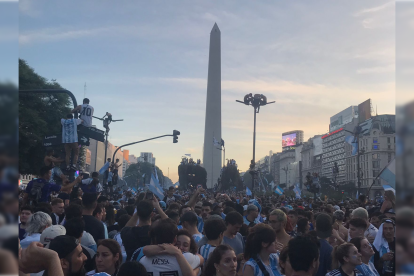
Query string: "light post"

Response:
xmin=236 ymin=93 xmax=275 ymax=190
xmin=343 ymin=126 xmax=364 ymax=196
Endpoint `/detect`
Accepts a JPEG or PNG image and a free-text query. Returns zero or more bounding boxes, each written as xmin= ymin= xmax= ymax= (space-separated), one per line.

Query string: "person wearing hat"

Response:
xmin=47 ymin=235 xmax=87 ymax=276
xmin=40 ymin=225 xmax=66 ymax=248
xmin=315 ymin=213 xmax=334 ymax=276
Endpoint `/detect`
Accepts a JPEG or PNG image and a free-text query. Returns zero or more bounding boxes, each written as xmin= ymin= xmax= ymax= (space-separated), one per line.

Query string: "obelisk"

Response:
xmin=203 ymin=23 xmax=221 ymax=189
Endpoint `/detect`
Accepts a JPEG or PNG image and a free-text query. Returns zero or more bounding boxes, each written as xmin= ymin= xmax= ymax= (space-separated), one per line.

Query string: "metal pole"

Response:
xmin=357 ymin=135 xmax=361 ymax=196
xmin=103 ymin=132 xmax=109 ymax=186
xmin=19 ymin=89 xmax=78 ymax=118
xmin=252 ymin=108 xmax=257 ymax=190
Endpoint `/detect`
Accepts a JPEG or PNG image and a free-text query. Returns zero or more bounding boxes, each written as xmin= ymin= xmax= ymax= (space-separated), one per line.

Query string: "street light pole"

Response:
xmin=236 ymin=94 xmax=275 ymax=191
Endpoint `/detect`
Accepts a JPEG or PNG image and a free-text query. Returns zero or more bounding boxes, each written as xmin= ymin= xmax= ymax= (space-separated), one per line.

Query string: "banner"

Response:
xmin=379 ymin=159 xmax=395 ymax=188
xmin=149 ymin=174 xmax=164 ymax=200
xmin=99 ymin=161 xmax=110 ymax=175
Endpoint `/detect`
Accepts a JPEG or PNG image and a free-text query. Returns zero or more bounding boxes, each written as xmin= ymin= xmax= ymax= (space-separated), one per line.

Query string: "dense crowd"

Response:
xmin=0 ymin=163 xmax=402 ymax=276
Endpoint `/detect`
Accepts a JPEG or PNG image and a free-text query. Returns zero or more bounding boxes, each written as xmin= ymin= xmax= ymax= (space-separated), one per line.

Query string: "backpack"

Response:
xmin=30 ymin=179 xmax=46 ymax=203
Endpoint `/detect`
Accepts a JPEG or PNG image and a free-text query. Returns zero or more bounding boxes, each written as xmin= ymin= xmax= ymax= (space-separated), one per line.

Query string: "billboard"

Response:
xmin=282 ymin=133 xmax=297 ymax=147
xmin=358 ymin=99 xmax=371 ymax=123
xmin=330 ymin=106 xmax=358 ymax=132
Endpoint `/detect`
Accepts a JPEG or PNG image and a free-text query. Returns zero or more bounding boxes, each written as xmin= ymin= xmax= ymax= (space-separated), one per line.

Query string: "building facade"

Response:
xmin=345 ymin=115 xmax=395 ymax=198
xmin=301 ymin=135 xmax=323 ymax=183
xmin=138 ymin=152 xmax=156 ymax=165
xmin=270 ymin=153 xmax=281 ymax=187
xmin=279 ymin=150 xmax=296 ymax=188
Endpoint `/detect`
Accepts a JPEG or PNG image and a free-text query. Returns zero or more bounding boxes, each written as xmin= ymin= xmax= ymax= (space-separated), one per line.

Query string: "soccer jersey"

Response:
xmin=79 ymin=104 xmax=94 ymax=127
xmin=198 ymin=244 xmax=216 ymax=261
xmin=61 ymin=118 xmax=82 ymax=143
xmin=139 ymin=252 xmax=200 ymax=276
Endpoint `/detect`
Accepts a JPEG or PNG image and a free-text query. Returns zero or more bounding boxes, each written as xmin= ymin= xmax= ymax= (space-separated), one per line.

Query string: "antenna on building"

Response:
xmin=84 ymin=82 xmax=87 ymax=99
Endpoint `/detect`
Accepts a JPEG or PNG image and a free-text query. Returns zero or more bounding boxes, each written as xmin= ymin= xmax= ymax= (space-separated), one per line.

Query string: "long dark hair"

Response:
xmin=96 ymin=239 xmax=122 ymax=274
xmin=202 ymin=245 xmax=234 ymax=276
xmin=244 ymin=224 xmax=276 ymax=260
xmin=177 ymin=229 xmax=198 ymax=254
xmin=331 ymin=243 xmax=354 ymax=269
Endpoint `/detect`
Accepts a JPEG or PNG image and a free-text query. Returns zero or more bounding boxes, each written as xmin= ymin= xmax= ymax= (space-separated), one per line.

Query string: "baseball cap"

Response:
xmin=48 ymin=235 xmax=80 ymax=259
xmin=316 ymin=213 xmax=333 ymax=239
xmin=40 ymin=225 xmax=66 ymax=248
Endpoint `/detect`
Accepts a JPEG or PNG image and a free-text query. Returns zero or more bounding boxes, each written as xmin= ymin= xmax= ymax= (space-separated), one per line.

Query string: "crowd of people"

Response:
xmin=0 ymin=161 xmax=403 ymax=276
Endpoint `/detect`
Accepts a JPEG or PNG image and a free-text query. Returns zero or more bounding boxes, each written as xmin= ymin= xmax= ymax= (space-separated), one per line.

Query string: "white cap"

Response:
xmin=40 ymin=225 xmax=66 ymax=248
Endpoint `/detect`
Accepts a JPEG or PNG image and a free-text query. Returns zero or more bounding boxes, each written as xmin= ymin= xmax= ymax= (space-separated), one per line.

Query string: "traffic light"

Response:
xmin=173 ymin=130 xmax=180 ymax=143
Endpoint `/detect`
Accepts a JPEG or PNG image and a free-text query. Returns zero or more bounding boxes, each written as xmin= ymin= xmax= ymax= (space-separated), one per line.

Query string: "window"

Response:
xmin=387 ymin=137 xmax=391 ymax=143
xmin=388 ymin=145 xmax=391 ymax=149
xmin=373 ymin=137 xmax=378 ymax=144
xmin=372 ymin=153 xmax=379 ymax=159
xmin=373 ymin=161 xmax=380 ymax=168
xmin=372 ymin=145 xmax=379 ymax=150
xmin=373 ymin=170 xmax=379 ymax=177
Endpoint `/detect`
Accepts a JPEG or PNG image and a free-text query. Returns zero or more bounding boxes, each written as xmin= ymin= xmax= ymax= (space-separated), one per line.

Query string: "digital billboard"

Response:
xmin=282 ymin=133 xmax=297 ymax=147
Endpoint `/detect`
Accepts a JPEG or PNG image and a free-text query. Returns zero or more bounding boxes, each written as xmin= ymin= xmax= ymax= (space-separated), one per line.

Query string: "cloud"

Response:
xmin=354 ymin=1 xmax=394 ymax=17
xmin=356 ymin=64 xmax=394 ymax=74
xmin=202 ymin=12 xmax=219 ymax=22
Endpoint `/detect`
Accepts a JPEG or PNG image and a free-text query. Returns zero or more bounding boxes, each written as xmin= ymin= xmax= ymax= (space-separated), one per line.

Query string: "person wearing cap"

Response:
xmin=40 ymin=225 xmax=66 ymax=248
xmin=181 ymin=211 xmax=203 ymax=243
xmin=243 ymin=205 xmax=260 ymax=227
xmin=315 ymin=213 xmax=333 ymax=276
xmin=47 ymin=235 xmax=87 ymax=276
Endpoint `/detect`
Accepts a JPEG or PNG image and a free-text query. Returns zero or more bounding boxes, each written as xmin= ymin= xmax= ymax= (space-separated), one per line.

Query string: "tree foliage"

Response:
xmin=124 ymin=162 xmax=165 ymax=189
xmin=19 ymin=59 xmax=72 ymax=174
xmin=178 ymin=164 xmax=207 ymax=190
xmin=220 ymin=165 xmax=243 ymax=191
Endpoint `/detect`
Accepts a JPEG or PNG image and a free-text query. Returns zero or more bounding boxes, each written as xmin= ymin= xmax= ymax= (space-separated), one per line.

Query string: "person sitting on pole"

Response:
xmin=61 ymin=114 xmax=83 ymax=171
xmin=71 ymin=98 xmax=94 ymax=128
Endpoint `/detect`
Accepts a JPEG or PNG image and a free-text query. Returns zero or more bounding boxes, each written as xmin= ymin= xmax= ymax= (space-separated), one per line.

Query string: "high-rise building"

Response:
xmin=270 ymin=153 xmax=281 ymax=187
xmin=301 ymin=135 xmax=323 ymax=183
xmin=129 ymin=154 xmax=138 ymax=164
xmin=203 ymin=23 xmax=222 ymax=189
xmin=138 ymin=152 xmax=156 ymax=165
xmin=344 ymin=115 xmax=395 ymax=198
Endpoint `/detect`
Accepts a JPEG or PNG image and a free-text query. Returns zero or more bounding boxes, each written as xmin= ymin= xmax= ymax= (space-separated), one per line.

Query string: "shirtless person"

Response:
xmin=268 ymin=209 xmax=292 ymax=251
xmin=44 ymin=149 xmax=64 ymax=169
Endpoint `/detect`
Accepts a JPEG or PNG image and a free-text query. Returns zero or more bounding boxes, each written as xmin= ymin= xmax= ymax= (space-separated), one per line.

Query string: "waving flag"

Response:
xmin=275 ymin=185 xmax=284 ymax=195
xmin=294 ymin=184 xmax=301 ymax=198
xmin=149 ymin=174 xmax=164 ymax=199
xmin=99 ymin=161 xmax=110 ymax=175
xmin=382 ymin=185 xmax=395 ymax=194
xmin=154 ymin=167 xmax=159 ymax=181
xmin=379 ymin=159 xmax=395 ymax=188
xmin=246 ymin=186 xmax=252 ymax=196
xmin=345 ymin=135 xmax=358 ymax=156
xmin=184 ymin=154 xmax=191 ymax=157
xmin=213 ymin=137 xmax=221 ymax=147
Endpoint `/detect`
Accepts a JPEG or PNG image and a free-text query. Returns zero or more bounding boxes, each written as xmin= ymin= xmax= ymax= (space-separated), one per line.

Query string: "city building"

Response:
xmin=129 ymin=154 xmax=138 ymax=164
xmin=138 ymin=152 xmax=156 ymax=165
xmin=301 ymin=135 xmax=323 ymax=183
xmin=345 ymin=115 xmax=395 ymax=198
xmin=270 ymin=153 xmax=281 ymax=187
xmin=256 ymin=156 xmax=270 ymax=174
xmin=330 ymin=106 xmax=358 ymax=132
xmin=279 ymin=149 xmax=296 ymax=188
xmin=87 ymin=139 xmax=124 ymax=178
xmin=281 ymin=130 xmax=304 ymax=152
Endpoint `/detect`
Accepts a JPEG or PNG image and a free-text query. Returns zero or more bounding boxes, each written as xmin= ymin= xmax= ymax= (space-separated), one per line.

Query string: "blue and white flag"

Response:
xmin=356 ymin=190 xmax=359 ymax=199
xmin=142 ymin=173 xmax=145 ymax=178
xmin=382 ymin=185 xmax=395 ymax=194
xmin=345 ymin=135 xmax=358 ymax=156
xmin=213 ymin=137 xmax=221 ymax=147
xmin=294 ymin=184 xmax=301 ymax=198
xmin=379 ymin=159 xmax=395 ymax=188
xmin=246 ymin=186 xmax=252 ymax=196
xmin=154 ymin=168 xmax=159 ymax=181
xmin=184 ymin=154 xmax=191 ymax=157
xmin=149 ymin=174 xmax=164 ymax=199
xmin=275 ymin=185 xmax=284 ymax=195
xmin=99 ymin=162 xmax=111 ymax=175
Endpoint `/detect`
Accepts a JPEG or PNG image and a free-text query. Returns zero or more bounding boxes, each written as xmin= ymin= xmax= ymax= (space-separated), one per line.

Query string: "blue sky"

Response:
xmin=19 ymin=1 xmax=395 ymax=182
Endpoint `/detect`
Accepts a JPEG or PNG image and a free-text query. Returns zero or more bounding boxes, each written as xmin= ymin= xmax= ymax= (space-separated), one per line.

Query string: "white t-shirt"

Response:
xmin=79 ymin=104 xmax=94 ymax=127
xmin=139 ymin=252 xmax=200 ymax=276
xmin=61 ymin=118 xmax=82 ymax=143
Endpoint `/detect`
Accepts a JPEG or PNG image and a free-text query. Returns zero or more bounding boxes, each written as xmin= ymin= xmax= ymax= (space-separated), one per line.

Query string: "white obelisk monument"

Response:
xmin=203 ymin=23 xmax=222 ymax=189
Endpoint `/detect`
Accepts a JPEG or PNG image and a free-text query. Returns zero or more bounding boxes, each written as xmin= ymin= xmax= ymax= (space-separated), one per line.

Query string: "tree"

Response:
xmin=124 ymin=162 xmax=165 ymax=189
xmin=220 ymin=165 xmax=243 ymax=191
xmin=19 ymin=59 xmax=72 ymax=175
xmin=178 ymin=163 xmax=207 ymax=190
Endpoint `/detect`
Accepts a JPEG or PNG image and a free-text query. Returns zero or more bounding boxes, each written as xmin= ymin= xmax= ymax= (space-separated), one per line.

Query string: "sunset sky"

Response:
xmin=19 ymin=0 xmax=395 ymax=182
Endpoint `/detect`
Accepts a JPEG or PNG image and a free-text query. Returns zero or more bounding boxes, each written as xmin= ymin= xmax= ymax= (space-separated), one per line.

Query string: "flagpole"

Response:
xmin=367 ymin=158 xmax=395 ymax=196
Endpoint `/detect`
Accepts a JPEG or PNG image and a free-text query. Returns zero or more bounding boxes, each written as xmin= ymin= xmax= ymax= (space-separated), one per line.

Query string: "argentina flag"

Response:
xmin=246 ymin=186 xmax=252 ymax=196
xmin=149 ymin=174 xmax=164 ymax=199
xmin=275 ymin=185 xmax=284 ymax=195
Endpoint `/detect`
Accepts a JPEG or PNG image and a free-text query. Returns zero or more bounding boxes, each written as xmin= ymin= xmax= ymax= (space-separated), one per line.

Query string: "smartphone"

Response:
xmin=146 ymin=191 xmax=153 ymax=200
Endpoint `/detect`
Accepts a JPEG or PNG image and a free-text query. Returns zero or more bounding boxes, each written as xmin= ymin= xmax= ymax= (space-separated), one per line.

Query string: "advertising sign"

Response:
xmin=358 ymin=99 xmax=371 ymax=123
xmin=282 ymin=133 xmax=297 ymax=147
